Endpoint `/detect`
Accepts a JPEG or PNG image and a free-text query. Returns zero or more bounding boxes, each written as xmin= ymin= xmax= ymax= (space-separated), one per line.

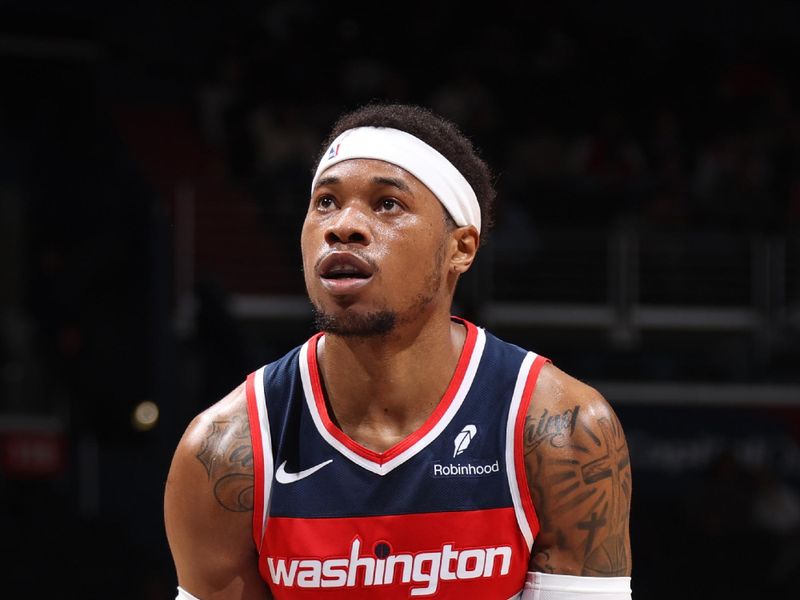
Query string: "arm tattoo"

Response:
xmin=577 ymin=415 xmax=631 ymax=576
xmin=526 ymin=408 xmax=632 ymax=576
xmin=196 ymin=414 xmax=254 ymax=512
xmin=529 ymin=548 xmax=555 ymax=574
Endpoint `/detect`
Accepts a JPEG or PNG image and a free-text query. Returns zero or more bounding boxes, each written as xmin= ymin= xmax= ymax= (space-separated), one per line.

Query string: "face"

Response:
xmin=301 ymin=159 xmax=454 ymax=337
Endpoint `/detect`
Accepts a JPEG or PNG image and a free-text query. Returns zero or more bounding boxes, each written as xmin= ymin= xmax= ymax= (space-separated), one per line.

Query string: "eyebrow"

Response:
xmin=312 ymin=174 xmax=414 ymax=196
xmin=314 ymin=175 xmax=340 ymax=191
xmin=371 ymin=176 xmax=413 ymax=195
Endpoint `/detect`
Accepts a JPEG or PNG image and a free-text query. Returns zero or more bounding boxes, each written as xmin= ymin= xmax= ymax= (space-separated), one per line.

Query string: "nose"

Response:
xmin=324 ymin=205 xmax=371 ymax=246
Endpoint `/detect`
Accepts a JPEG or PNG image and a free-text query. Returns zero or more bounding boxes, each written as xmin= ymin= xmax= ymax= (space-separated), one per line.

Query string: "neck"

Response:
xmin=316 ymin=310 xmax=468 ymax=451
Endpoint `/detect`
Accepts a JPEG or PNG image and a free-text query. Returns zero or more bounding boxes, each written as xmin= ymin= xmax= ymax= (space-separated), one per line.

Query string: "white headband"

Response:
xmin=311 ymin=126 xmax=481 ymax=233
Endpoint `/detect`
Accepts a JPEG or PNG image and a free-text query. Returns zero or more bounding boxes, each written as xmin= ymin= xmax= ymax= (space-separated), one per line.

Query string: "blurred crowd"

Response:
xmin=1 ymin=2 xmax=800 ymax=598
xmin=192 ymin=3 xmax=800 ymax=237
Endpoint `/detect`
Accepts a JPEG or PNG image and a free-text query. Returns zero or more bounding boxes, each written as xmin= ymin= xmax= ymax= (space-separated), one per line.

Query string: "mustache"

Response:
xmin=313 ymin=250 xmax=379 ymax=274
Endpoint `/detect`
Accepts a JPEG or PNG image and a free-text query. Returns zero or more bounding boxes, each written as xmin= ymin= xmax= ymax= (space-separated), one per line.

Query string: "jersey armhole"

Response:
xmin=245 ymin=367 xmax=272 ymax=552
xmin=513 ymin=355 xmax=550 ymax=544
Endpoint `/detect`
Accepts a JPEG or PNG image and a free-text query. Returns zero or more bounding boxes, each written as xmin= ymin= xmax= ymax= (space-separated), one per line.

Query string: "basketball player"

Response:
xmin=164 ymin=104 xmax=633 ymax=599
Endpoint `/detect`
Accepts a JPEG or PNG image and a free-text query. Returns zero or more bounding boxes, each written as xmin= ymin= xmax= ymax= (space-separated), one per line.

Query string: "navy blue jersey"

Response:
xmin=245 ymin=319 xmax=549 ymax=599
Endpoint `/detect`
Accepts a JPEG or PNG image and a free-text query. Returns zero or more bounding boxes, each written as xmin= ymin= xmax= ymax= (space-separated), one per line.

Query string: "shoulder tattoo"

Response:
xmin=195 ymin=414 xmax=254 ymax=512
xmin=523 ymin=406 xmax=581 ymax=453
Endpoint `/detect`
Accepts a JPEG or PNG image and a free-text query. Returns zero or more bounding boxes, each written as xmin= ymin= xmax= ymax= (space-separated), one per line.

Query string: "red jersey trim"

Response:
xmin=245 ymin=370 xmax=266 ymax=551
xmin=306 ymin=318 xmax=479 ymax=466
xmin=513 ymin=355 xmax=550 ymax=542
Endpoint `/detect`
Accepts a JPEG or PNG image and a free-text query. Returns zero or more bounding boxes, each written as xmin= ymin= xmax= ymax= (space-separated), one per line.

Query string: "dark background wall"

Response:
xmin=1 ymin=1 xmax=799 ymax=598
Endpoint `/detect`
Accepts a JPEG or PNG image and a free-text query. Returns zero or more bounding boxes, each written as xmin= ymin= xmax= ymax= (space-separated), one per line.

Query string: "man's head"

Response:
xmin=301 ymin=103 xmax=495 ymax=338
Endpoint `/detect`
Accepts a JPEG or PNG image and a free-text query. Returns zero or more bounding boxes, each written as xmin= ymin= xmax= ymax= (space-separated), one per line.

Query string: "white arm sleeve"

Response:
xmin=176 ymin=587 xmax=202 ymax=600
xmin=520 ymin=572 xmax=631 ymax=599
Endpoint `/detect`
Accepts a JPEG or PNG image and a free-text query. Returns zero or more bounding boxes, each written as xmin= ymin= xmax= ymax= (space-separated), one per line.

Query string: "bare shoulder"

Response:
xmin=524 ymin=363 xmax=622 ymax=447
xmin=165 ymin=383 xmax=271 ymax=598
xmin=173 ymin=382 xmax=254 ymax=512
xmin=523 ymin=362 xmax=632 ymax=577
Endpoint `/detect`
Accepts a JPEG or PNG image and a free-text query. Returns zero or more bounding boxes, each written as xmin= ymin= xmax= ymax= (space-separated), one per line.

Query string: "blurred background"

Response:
xmin=1 ymin=0 xmax=799 ymax=597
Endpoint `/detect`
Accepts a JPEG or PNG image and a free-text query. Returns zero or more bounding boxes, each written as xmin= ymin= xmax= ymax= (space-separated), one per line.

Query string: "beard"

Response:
xmin=312 ymin=269 xmax=442 ymax=338
xmin=311 ymin=266 xmax=443 ymax=338
xmin=312 ymin=306 xmax=397 ymax=338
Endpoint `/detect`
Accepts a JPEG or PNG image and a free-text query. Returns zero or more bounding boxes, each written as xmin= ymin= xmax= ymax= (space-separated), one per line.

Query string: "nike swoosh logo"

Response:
xmin=275 ymin=459 xmax=333 ymax=484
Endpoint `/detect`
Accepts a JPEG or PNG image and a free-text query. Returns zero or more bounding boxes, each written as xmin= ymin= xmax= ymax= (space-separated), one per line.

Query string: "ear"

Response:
xmin=449 ymin=226 xmax=480 ymax=275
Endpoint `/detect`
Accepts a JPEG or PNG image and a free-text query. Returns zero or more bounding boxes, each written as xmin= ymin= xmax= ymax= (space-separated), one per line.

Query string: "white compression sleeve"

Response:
xmin=520 ymin=572 xmax=632 ymax=599
xmin=176 ymin=587 xmax=202 ymax=600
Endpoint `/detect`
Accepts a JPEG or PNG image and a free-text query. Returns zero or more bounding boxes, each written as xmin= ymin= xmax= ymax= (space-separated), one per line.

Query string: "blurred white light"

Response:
xmin=132 ymin=401 xmax=159 ymax=431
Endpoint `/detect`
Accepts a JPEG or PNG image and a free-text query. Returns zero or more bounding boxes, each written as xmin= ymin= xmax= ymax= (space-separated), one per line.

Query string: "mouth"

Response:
xmin=317 ymin=252 xmax=374 ymax=295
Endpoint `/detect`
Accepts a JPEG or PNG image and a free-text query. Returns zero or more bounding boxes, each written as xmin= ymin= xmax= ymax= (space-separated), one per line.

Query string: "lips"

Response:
xmin=317 ymin=252 xmax=374 ymax=295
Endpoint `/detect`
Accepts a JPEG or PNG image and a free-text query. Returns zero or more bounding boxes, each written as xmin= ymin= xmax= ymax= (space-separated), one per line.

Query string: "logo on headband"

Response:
xmin=327 ymin=143 xmax=340 ymax=160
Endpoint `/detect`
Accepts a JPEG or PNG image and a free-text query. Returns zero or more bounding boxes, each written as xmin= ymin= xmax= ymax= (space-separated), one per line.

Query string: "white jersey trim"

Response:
xmin=253 ymin=365 xmax=273 ymax=549
xmin=505 ymin=352 xmax=537 ymax=550
xmin=521 ymin=572 xmax=632 ymax=599
xmin=299 ymin=327 xmax=487 ymax=476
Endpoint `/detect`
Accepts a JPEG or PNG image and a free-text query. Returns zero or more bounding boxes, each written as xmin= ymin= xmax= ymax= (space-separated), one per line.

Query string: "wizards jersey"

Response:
xmin=244 ymin=319 xmax=549 ymax=599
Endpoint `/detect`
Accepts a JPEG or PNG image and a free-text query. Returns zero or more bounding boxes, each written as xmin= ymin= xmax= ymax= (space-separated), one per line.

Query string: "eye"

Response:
xmin=315 ymin=195 xmax=335 ymax=211
xmin=378 ymin=198 xmax=402 ymax=212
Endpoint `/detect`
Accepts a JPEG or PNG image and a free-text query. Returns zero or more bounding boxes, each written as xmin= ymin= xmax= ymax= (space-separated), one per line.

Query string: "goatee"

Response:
xmin=312 ymin=306 xmax=397 ymax=338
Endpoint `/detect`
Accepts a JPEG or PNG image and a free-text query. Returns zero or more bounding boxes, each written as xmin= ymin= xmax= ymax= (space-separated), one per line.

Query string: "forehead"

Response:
xmin=314 ymin=158 xmax=434 ymax=198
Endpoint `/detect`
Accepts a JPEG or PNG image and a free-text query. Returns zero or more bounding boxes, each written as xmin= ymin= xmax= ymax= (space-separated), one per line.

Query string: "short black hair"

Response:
xmin=316 ymin=103 xmax=495 ymax=243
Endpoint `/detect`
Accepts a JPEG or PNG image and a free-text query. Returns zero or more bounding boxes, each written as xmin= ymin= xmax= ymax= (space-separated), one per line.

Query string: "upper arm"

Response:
xmin=164 ymin=384 xmax=273 ymax=600
xmin=523 ymin=364 xmax=632 ymax=577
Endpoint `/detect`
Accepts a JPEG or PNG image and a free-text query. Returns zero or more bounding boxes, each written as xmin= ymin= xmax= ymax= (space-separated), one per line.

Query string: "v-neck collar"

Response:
xmin=298 ymin=318 xmax=486 ymax=476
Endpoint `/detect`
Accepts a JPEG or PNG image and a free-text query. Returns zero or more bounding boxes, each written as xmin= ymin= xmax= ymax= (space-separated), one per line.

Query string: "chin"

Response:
xmin=311 ymin=304 xmax=397 ymax=338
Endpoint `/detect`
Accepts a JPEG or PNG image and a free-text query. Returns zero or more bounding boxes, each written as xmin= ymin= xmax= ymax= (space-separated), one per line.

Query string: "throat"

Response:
xmin=315 ymin=320 xmax=468 ymax=453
